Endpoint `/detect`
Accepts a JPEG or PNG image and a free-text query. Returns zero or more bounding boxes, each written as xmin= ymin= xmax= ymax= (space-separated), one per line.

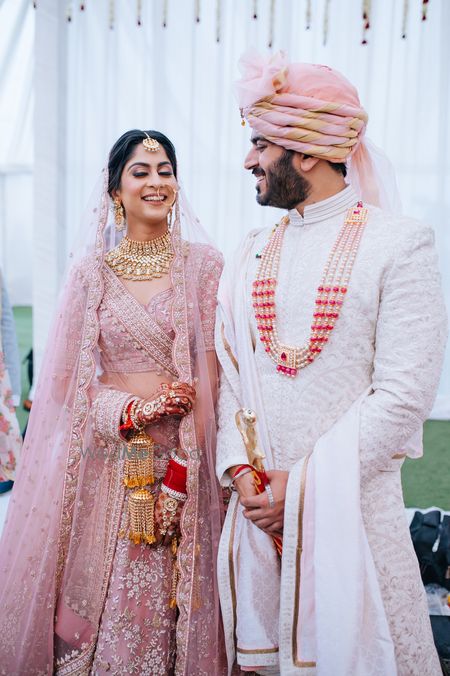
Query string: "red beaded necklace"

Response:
xmin=252 ymin=201 xmax=368 ymax=377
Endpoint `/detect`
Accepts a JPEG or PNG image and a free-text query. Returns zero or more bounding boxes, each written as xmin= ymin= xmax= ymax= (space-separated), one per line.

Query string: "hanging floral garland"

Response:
xmin=305 ymin=0 xmax=312 ymax=30
xmin=361 ymin=0 xmax=371 ymax=45
xmin=216 ymin=0 xmax=221 ymax=43
xmin=323 ymin=0 xmax=330 ymax=46
xmin=137 ymin=0 xmax=142 ymax=26
xmin=39 ymin=0 xmax=432 ymax=46
xmin=402 ymin=0 xmax=409 ymax=39
xmin=268 ymin=0 xmax=275 ymax=48
xmin=109 ymin=0 xmax=114 ymax=30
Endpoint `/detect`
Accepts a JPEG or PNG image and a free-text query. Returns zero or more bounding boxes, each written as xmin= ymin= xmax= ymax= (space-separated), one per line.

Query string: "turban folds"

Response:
xmin=236 ymin=51 xmax=401 ymax=211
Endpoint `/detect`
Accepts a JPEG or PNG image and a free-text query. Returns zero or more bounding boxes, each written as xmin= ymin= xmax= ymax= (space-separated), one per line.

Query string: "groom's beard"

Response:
xmin=255 ymin=150 xmax=311 ymax=209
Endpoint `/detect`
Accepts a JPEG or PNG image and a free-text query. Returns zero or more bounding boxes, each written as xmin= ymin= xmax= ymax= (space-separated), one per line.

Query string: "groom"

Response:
xmin=215 ymin=52 xmax=446 ymax=675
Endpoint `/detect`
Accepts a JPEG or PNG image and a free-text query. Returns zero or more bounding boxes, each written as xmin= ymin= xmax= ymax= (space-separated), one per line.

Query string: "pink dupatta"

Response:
xmin=0 ymin=173 xmax=226 ymax=675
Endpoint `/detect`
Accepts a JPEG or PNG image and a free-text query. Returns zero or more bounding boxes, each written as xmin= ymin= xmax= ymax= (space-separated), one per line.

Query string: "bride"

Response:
xmin=0 ymin=129 xmax=226 ymax=675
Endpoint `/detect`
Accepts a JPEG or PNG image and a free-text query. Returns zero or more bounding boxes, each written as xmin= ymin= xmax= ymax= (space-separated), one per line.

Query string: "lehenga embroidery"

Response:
xmin=93 ymin=389 xmax=135 ymax=443
xmin=53 ymin=202 xmax=223 ymax=674
xmin=102 ymin=264 xmax=177 ymax=376
xmin=56 ymin=178 xmax=109 ymax=590
xmin=170 ymin=224 xmax=201 ymax=674
xmin=55 ymin=443 xmax=131 ymax=675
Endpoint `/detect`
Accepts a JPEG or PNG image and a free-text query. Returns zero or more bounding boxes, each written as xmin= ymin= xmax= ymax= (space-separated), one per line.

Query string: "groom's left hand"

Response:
xmin=240 ymin=470 xmax=289 ymax=536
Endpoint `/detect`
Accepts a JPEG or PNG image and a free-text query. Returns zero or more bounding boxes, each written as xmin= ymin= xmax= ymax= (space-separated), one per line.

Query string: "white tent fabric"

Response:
xmin=0 ymin=0 xmax=33 ymax=305
xmin=2 ymin=0 xmax=450 ymax=417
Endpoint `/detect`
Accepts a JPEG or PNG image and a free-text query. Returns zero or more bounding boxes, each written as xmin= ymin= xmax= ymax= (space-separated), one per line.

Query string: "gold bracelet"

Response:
xmin=141 ymin=394 xmax=167 ymax=421
xmin=159 ymin=495 xmax=179 ymax=536
xmin=130 ymin=398 xmax=145 ymax=430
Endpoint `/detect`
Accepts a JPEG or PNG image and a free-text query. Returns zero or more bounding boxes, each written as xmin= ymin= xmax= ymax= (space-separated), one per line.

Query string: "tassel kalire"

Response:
xmin=128 ymin=488 xmax=156 ymax=545
xmin=124 ymin=429 xmax=156 ymax=544
xmin=123 ymin=428 xmax=155 ymax=488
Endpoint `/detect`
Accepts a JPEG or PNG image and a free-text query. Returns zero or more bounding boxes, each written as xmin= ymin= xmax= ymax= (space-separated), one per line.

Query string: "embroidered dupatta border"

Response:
xmin=55 ymin=181 xmax=108 ymax=589
xmin=54 ymin=177 xmax=126 ymax=673
xmin=170 ymin=222 xmax=201 ymax=676
xmin=54 ymin=445 xmax=125 ymax=676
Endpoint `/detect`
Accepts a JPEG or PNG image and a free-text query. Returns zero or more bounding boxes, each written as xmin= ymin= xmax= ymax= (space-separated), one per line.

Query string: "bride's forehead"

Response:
xmin=126 ymin=143 xmax=170 ymax=166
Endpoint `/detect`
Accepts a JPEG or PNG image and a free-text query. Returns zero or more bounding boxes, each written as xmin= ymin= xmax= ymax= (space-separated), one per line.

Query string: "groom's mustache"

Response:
xmin=252 ymin=168 xmax=265 ymax=177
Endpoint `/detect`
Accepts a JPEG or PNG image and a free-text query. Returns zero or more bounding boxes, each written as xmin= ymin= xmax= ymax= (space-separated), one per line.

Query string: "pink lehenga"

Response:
xmin=0 ymin=175 xmax=227 ymax=676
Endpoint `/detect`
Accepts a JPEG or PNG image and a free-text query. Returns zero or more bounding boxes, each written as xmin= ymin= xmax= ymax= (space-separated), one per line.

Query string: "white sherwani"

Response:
xmin=215 ymin=186 xmax=446 ymax=676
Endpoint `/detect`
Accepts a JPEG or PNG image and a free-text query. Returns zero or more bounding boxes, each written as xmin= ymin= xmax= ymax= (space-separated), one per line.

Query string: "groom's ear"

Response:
xmin=296 ymin=153 xmax=320 ymax=173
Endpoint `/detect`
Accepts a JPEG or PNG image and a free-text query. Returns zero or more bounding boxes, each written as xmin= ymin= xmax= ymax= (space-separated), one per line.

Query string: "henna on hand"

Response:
xmin=154 ymin=490 xmax=184 ymax=546
xmin=139 ymin=382 xmax=196 ymax=425
xmin=161 ymin=382 xmax=196 ymax=414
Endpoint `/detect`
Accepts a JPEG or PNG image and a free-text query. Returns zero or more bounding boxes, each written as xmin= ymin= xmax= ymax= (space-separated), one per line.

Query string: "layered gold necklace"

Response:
xmin=105 ymin=232 xmax=173 ymax=280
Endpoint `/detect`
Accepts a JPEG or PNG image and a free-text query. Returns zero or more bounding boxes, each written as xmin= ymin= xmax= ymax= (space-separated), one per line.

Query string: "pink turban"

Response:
xmin=236 ymin=51 xmax=401 ymax=210
xmin=236 ymin=51 xmax=367 ymax=163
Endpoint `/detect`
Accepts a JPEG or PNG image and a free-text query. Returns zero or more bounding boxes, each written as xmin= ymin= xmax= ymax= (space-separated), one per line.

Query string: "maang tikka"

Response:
xmin=142 ymin=132 xmax=160 ymax=153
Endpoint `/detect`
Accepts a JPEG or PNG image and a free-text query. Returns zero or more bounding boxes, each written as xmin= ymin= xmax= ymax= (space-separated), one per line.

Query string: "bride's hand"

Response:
xmin=154 ymin=491 xmax=184 ymax=546
xmin=231 ymin=469 xmax=258 ymax=500
xmin=138 ymin=382 xmax=196 ymax=425
xmin=160 ymin=381 xmax=196 ymax=417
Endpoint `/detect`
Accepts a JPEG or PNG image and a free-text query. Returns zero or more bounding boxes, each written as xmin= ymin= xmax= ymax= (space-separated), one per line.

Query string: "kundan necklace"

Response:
xmin=106 ymin=232 xmax=173 ymax=280
xmin=252 ymin=201 xmax=368 ymax=377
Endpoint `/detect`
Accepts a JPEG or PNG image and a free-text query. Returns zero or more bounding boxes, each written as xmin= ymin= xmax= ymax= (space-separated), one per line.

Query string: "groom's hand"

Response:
xmin=241 ymin=470 xmax=288 ymax=536
xmin=231 ymin=468 xmax=258 ymax=499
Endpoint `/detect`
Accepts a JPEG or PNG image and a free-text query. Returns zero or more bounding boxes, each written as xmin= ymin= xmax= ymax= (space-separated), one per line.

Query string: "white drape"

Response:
xmin=3 ymin=0 xmax=450 ymax=415
xmin=0 ymin=0 xmax=33 ymax=305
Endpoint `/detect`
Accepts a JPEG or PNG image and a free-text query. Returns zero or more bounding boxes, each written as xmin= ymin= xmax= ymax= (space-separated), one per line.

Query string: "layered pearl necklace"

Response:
xmin=252 ymin=201 xmax=368 ymax=377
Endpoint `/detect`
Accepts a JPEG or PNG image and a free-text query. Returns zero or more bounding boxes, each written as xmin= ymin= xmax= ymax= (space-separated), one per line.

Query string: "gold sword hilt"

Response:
xmin=235 ymin=408 xmax=266 ymax=473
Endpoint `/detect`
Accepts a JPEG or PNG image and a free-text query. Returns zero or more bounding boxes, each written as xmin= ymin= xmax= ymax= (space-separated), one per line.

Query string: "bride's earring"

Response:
xmin=113 ymin=197 xmax=125 ymax=231
xmin=167 ymin=189 xmax=179 ymax=230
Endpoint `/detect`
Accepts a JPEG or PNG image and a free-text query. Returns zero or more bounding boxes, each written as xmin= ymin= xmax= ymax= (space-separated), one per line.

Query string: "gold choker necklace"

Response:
xmin=106 ymin=232 xmax=173 ymax=280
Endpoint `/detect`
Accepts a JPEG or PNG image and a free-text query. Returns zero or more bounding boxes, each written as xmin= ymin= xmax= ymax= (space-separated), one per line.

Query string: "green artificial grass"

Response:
xmin=11 ymin=306 xmax=450 ymax=509
xmin=12 ymin=306 xmax=33 ymax=431
xmin=402 ymin=420 xmax=450 ymax=510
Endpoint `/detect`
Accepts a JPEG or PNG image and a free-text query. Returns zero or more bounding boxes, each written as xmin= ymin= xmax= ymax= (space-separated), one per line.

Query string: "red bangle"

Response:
xmin=163 ymin=466 xmax=187 ymax=494
xmin=119 ymin=400 xmax=135 ymax=434
xmin=167 ymin=457 xmax=187 ymax=476
xmin=231 ymin=464 xmax=253 ymax=479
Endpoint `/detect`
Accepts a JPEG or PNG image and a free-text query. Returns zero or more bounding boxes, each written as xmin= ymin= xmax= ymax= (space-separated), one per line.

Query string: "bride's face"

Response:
xmin=114 ymin=143 xmax=178 ymax=228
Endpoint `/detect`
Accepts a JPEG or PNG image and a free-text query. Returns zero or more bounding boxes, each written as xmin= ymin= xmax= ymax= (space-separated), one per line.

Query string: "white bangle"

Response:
xmin=161 ymin=483 xmax=187 ymax=502
xmin=170 ymin=450 xmax=188 ymax=468
xmin=265 ymin=484 xmax=275 ymax=509
xmin=230 ymin=467 xmax=253 ymax=486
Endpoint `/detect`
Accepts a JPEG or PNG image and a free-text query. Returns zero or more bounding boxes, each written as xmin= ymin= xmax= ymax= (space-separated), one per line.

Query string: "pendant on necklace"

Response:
xmin=252 ymin=202 xmax=368 ymax=377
